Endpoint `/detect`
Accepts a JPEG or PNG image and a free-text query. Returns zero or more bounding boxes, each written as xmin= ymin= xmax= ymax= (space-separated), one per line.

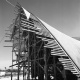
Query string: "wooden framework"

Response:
xmin=4 ymin=4 xmax=79 ymax=80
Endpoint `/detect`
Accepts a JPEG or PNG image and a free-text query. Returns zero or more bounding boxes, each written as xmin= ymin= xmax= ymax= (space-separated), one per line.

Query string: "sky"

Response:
xmin=0 ymin=0 xmax=80 ymax=69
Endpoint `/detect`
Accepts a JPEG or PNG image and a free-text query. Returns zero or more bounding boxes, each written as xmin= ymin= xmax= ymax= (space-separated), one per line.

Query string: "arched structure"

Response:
xmin=9 ymin=4 xmax=80 ymax=80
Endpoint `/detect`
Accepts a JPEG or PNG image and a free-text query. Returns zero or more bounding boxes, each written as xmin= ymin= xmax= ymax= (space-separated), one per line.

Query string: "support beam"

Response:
xmin=44 ymin=42 xmax=48 ymax=80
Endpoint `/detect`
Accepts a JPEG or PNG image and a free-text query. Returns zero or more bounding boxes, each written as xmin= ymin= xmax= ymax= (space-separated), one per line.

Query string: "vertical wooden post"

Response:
xmin=53 ymin=56 xmax=56 ymax=80
xmin=44 ymin=41 xmax=47 ymax=80
xmin=34 ymin=34 xmax=35 ymax=80
xmin=27 ymin=28 xmax=30 ymax=80
xmin=23 ymin=66 xmax=24 ymax=80
xmin=18 ymin=7 xmax=21 ymax=80
xmin=62 ymin=68 xmax=66 ymax=80
xmin=11 ymin=51 xmax=13 ymax=80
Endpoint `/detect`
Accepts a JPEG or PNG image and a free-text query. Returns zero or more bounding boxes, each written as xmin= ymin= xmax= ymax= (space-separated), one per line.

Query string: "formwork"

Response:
xmin=6 ymin=4 xmax=80 ymax=80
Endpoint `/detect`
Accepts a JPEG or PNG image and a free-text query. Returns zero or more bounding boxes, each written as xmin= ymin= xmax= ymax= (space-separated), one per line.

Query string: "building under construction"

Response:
xmin=7 ymin=4 xmax=80 ymax=80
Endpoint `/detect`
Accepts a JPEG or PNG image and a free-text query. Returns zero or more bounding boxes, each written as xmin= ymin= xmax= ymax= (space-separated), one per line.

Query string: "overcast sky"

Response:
xmin=0 ymin=0 xmax=80 ymax=69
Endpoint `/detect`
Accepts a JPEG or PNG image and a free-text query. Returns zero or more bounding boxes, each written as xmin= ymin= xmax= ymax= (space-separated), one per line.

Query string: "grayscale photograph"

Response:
xmin=0 ymin=0 xmax=80 ymax=80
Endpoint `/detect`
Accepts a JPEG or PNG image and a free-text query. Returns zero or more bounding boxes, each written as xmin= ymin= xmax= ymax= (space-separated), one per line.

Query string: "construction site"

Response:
xmin=1 ymin=3 xmax=80 ymax=80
